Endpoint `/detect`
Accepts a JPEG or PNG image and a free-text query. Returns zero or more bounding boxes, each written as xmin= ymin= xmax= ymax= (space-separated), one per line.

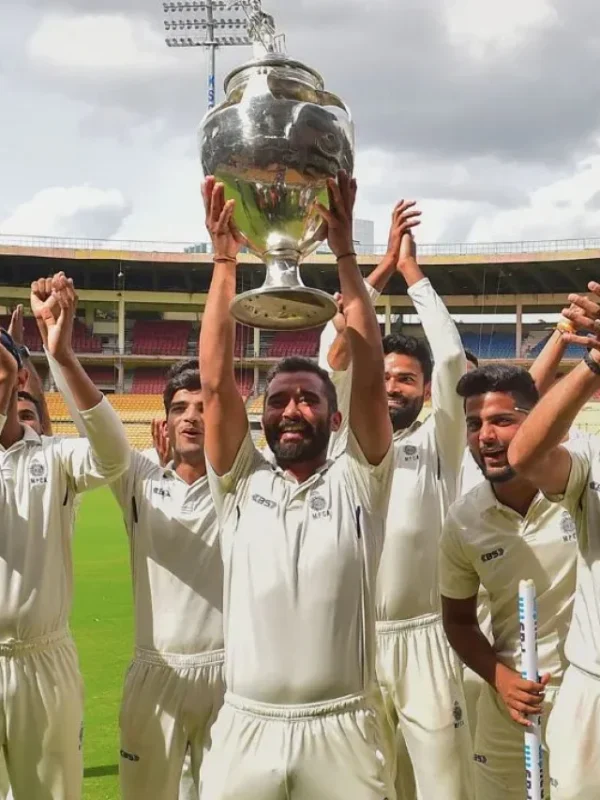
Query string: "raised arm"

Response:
xmin=198 ymin=179 xmax=248 ymax=476
xmin=9 ymin=304 xmax=52 ymax=435
xmin=0 ymin=338 xmax=18 ymax=427
xmin=527 ymin=329 xmax=568 ymax=397
xmin=316 ymin=172 xmax=392 ymax=464
xmin=398 ymin=228 xmax=466 ymax=477
xmin=508 ymin=286 xmax=600 ymax=494
xmin=319 ymin=200 xmax=419 ymax=374
xmin=33 ymin=273 xmax=130 ymax=487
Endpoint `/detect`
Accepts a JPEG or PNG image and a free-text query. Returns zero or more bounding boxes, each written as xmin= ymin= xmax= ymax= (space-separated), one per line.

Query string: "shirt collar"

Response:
xmin=393 ymin=420 xmax=422 ymax=443
xmin=0 ymin=424 xmax=40 ymax=453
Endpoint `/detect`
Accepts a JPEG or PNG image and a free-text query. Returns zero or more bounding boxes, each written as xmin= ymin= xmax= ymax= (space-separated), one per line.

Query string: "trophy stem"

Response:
xmin=229 ymin=251 xmax=338 ymax=331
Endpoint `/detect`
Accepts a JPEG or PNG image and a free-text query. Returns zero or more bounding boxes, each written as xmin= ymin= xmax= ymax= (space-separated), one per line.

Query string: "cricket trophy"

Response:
xmin=199 ymin=7 xmax=355 ymax=330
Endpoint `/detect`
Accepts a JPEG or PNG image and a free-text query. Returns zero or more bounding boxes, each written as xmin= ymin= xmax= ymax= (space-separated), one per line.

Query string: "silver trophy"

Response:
xmin=199 ymin=10 xmax=354 ymax=330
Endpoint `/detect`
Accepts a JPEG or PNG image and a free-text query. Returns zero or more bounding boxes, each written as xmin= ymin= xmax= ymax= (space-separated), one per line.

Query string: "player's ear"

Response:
xmin=330 ymin=410 xmax=342 ymax=432
xmin=17 ymin=367 xmax=29 ymax=390
xmin=424 ymin=381 xmax=432 ymax=403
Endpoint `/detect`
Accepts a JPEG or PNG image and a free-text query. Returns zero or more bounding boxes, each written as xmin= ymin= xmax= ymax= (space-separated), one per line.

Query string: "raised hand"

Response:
xmin=31 ymin=272 xmax=77 ymax=364
xmin=202 ymin=177 xmax=245 ymax=260
xmin=0 ymin=334 xmax=19 ymax=389
xmin=151 ymin=418 xmax=172 ymax=468
xmin=314 ymin=170 xmax=357 ymax=259
xmin=8 ymin=305 xmax=24 ymax=346
xmin=331 ymin=292 xmax=346 ymax=334
xmin=560 ymin=283 xmax=600 ymax=350
xmin=496 ymin=663 xmax=550 ymax=727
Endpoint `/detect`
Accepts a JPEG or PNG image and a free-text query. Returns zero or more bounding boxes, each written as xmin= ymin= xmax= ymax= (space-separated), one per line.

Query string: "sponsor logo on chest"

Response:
xmin=481 ymin=547 xmax=505 ymax=563
xmin=402 ymin=444 xmax=419 ymax=463
xmin=251 ymin=493 xmax=276 ymax=510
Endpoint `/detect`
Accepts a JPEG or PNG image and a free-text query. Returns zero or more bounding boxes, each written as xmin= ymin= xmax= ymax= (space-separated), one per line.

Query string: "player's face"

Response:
xmin=17 ymin=399 xmax=42 ymax=436
xmin=465 ymin=392 xmax=528 ymax=483
xmin=263 ymin=371 xmax=339 ymax=467
xmin=384 ymin=352 xmax=429 ymax=432
xmin=166 ymin=389 xmax=205 ymax=460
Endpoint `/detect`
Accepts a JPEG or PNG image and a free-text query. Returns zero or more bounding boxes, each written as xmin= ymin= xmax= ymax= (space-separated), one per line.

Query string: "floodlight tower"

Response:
xmin=162 ymin=1 xmax=284 ymax=111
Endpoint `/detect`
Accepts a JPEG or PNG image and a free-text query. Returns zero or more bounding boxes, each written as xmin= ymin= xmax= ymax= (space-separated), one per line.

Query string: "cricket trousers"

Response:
xmin=119 ymin=647 xmax=225 ymax=800
xmin=200 ymin=690 xmax=396 ymax=800
xmin=473 ymin=681 xmax=558 ymax=799
xmin=0 ymin=629 xmax=84 ymax=800
xmin=376 ymin=614 xmax=475 ymax=800
xmin=546 ymin=665 xmax=600 ymax=800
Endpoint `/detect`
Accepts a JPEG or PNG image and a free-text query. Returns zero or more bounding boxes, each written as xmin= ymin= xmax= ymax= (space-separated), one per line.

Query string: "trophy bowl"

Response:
xmin=199 ymin=52 xmax=355 ymax=330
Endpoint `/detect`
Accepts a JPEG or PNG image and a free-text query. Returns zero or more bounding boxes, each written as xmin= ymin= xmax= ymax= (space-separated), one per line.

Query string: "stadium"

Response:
xmin=1 ymin=232 xmax=599 ymax=799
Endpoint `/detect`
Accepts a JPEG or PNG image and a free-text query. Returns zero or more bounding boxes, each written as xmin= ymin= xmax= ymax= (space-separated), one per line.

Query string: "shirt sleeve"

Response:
xmin=439 ymin=508 xmax=481 ymax=600
xmin=408 ymin=277 xmax=466 ymax=489
xmin=206 ymin=428 xmax=264 ymax=521
xmin=319 ymin=281 xmax=381 ymax=461
xmin=54 ymin=396 xmax=131 ymax=493
xmin=544 ymin=440 xmax=593 ymax=517
xmin=343 ymin=428 xmax=394 ymax=515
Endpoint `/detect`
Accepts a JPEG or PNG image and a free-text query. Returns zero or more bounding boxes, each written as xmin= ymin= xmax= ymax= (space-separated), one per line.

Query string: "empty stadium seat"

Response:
xmin=132 ymin=369 xmax=167 ymax=394
xmin=267 ymin=329 xmax=322 ymax=358
xmin=460 ymin=332 xmax=516 ymax=359
xmin=131 ymin=321 xmax=192 ymax=357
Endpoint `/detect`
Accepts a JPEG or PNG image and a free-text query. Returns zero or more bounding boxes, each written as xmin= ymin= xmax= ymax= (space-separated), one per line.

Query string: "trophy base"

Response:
xmin=230 ymin=286 xmax=338 ymax=331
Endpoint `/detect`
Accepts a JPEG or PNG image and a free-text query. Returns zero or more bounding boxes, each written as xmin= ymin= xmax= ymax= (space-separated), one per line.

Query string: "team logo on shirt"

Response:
xmin=403 ymin=444 xmax=419 ymax=462
xmin=452 ymin=701 xmax=465 ymax=729
xmin=560 ymin=512 xmax=577 ymax=543
xmin=474 ymin=753 xmax=488 ymax=764
xmin=309 ymin=493 xmax=330 ymax=519
xmin=152 ymin=484 xmax=171 ymax=499
xmin=29 ymin=460 xmax=48 ymax=486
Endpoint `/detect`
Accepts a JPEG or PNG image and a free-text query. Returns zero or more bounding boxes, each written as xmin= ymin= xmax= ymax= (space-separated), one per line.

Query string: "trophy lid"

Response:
xmin=224 ymin=54 xmax=325 ymax=95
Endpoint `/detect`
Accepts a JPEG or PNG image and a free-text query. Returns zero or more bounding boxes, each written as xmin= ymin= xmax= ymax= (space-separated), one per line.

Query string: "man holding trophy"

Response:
xmin=198 ymin=165 xmax=395 ymax=798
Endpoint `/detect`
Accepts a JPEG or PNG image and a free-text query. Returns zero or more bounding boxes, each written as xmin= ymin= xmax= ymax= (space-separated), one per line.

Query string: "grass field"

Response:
xmin=71 ymin=487 xmax=132 ymax=800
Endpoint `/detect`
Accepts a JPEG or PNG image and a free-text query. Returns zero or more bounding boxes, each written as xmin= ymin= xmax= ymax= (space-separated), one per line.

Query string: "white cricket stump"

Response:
xmin=518 ymin=579 xmax=544 ymax=800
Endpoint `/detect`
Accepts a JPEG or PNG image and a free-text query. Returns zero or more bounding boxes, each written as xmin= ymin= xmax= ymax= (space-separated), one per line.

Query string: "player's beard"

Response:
xmin=473 ymin=448 xmax=516 ymax=483
xmin=387 ymin=393 xmax=424 ymax=433
xmin=264 ymin=418 xmax=331 ymax=467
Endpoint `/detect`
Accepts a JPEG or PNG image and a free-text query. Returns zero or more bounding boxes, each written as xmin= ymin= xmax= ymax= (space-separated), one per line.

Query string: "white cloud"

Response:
xmin=445 ymin=0 xmax=558 ymax=59
xmin=27 ymin=13 xmax=173 ymax=73
xmin=0 ymin=186 xmax=132 ymax=238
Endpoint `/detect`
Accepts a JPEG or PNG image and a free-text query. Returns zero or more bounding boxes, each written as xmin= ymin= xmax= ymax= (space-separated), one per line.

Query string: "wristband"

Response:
xmin=583 ymin=350 xmax=600 ymax=376
xmin=214 ymin=256 xmax=237 ymax=264
xmin=336 ymin=252 xmax=357 ymax=261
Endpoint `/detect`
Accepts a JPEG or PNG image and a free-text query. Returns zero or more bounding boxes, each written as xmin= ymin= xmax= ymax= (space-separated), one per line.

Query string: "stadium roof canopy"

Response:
xmin=1 ymin=234 xmax=600 ymax=302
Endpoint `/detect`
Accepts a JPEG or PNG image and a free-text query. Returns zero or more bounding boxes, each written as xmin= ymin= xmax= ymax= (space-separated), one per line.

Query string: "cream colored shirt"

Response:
xmin=440 ymin=482 xmax=577 ymax=679
xmin=546 ymin=437 xmax=600 ymax=678
xmin=0 ymin=399 xmax=130 ymax=642
xmin=207 ymin=429 xmax=394 ymax=704
xmin=111 ymin=451 xmax=223 ymax=656
xmin=321 ymin=278 xmax=466 ymax=621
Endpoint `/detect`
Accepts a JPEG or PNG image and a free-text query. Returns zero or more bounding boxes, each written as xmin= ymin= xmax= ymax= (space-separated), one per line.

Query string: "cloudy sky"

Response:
xmin=1 ymin=0 xmax=600 ymax=247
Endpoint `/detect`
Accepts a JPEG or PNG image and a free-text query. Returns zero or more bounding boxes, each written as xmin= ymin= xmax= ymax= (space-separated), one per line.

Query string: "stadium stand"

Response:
xmin=460 ymin=332 xmax=516 ymax=360
xmin=131 ymin=320 xmax=191 ymax=356
xmin=132 ymin=369 xmax=167 ymax=394
xmin=266 ymin=330 xmax=321 ymax=358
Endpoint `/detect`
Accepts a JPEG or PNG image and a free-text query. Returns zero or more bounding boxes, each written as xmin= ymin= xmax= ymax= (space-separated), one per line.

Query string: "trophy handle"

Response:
xmin=229 ymin=252 xmax=337 ymax=331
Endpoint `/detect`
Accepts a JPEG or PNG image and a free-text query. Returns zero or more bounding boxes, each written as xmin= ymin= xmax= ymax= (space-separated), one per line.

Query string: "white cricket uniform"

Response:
xmin=0 ymin=399 xmax=129 ymax=800
xmin=542 ymin=437 xmax=600 ymax=799
xmin=140 ymin=449 xmax=197 ymax=800
xmin=111 ymin=450 xmax=225 ymax=800
xmin=200 ymin=428 xmax=395 ymax=800
xmin=321 ymin=278 xmax=472 ymax=800
xmin=439 ymin=482 xmax=577 ymax=798
xmin=458 ymin=449 xmax=495 ymax=740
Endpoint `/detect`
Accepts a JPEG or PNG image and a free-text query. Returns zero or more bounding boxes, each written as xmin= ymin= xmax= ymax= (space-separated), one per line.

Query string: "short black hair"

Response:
xmin=163 ymin=368 xmax=201 ymax=414
xmin=465 ymin=350 xmax=479 ymax=368
xmin=264 ymin=356 xmax=338 ymax=414
xmin=166 ymin=358 xmax=198 ymax=379
xmin=382 ymin=333 xmax=433 ymax=384
xmin=456 ymin=364 xmax=539 ymax=410
xmin=17 ymin=390 xmax=42 ymax=421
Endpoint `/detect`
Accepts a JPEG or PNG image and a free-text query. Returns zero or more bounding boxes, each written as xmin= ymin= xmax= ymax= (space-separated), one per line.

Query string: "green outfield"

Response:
xmin=71 ymin=487 xmax=132 ymax=800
